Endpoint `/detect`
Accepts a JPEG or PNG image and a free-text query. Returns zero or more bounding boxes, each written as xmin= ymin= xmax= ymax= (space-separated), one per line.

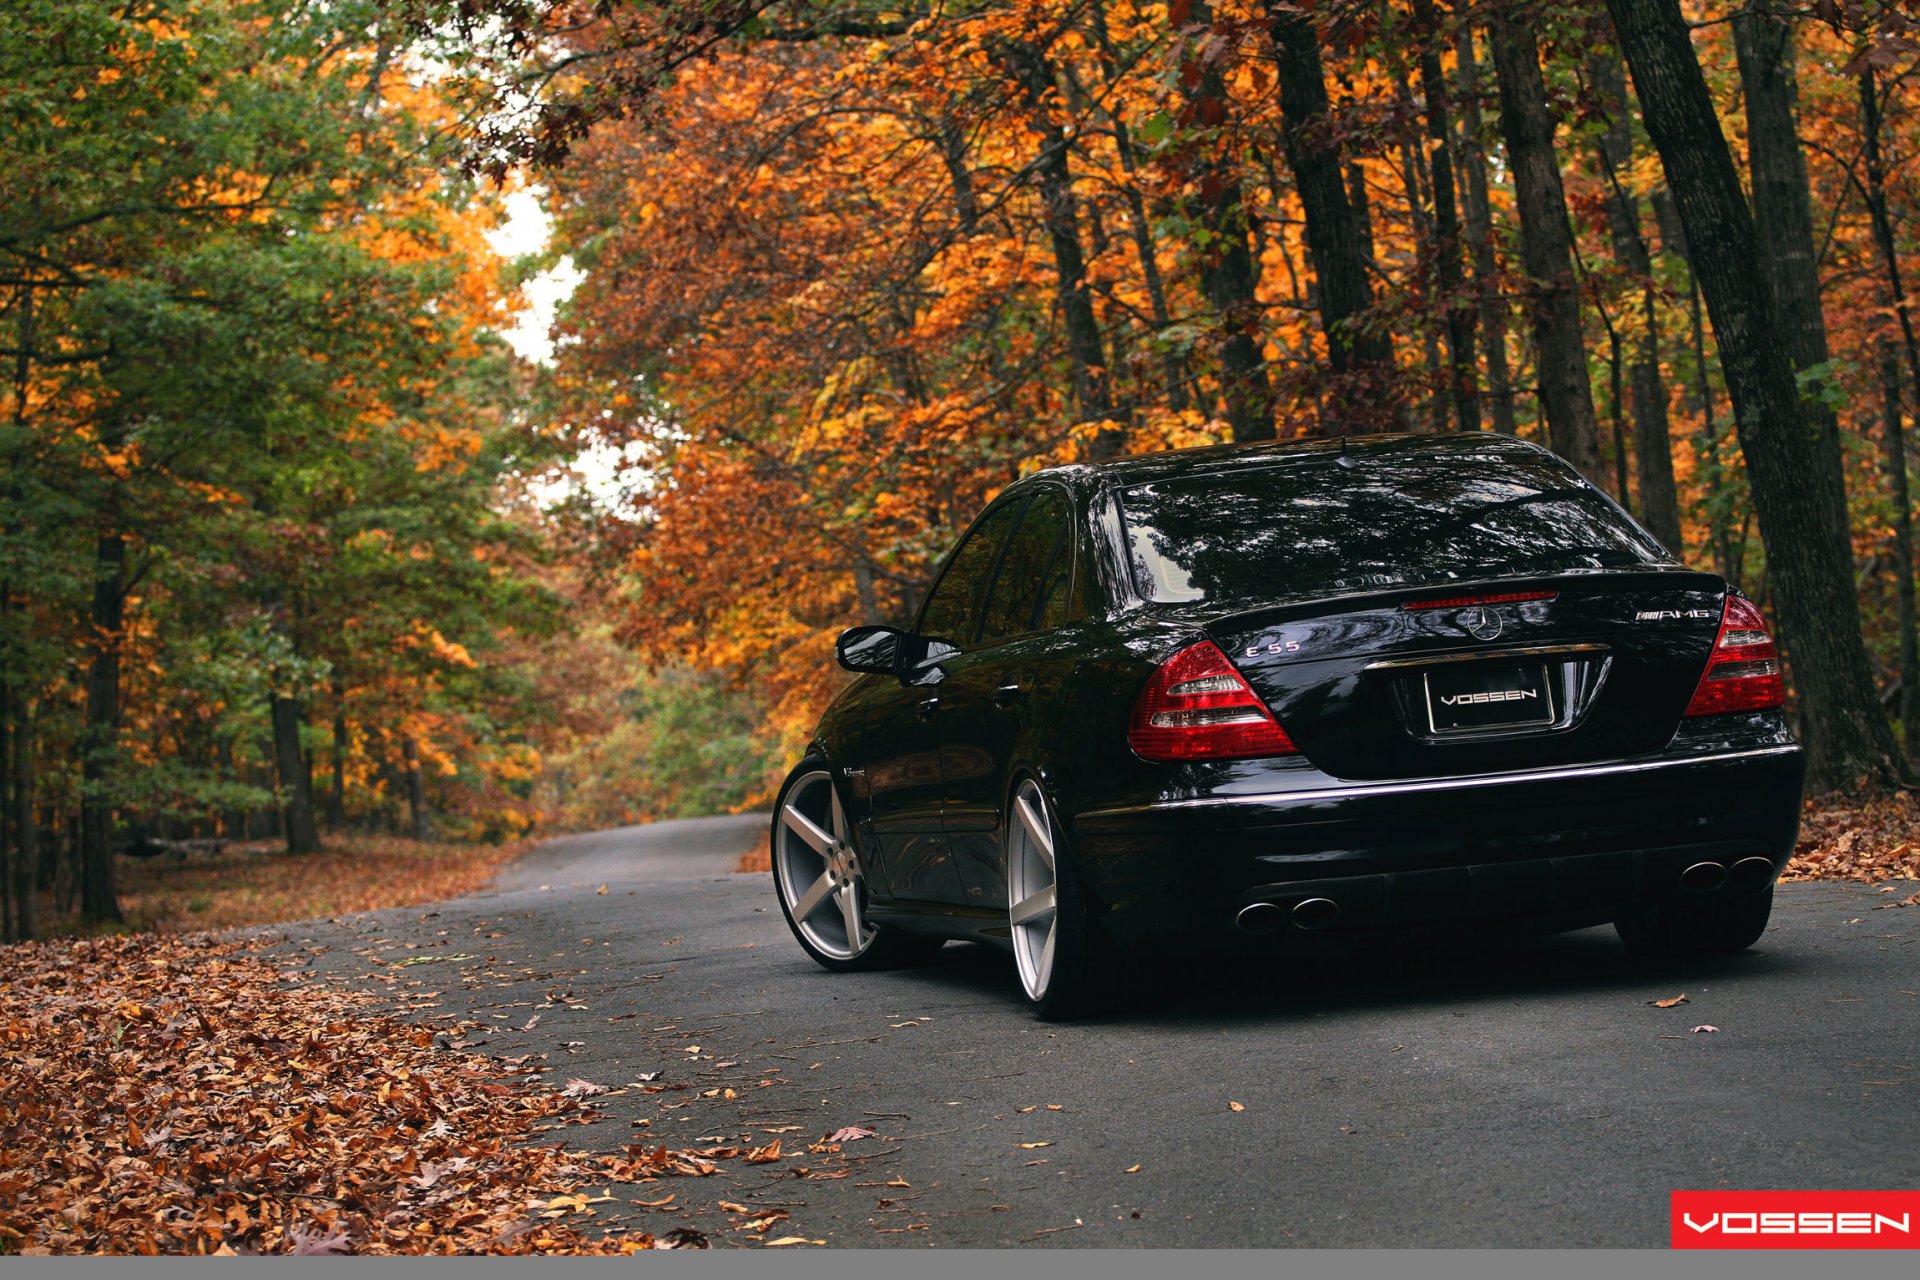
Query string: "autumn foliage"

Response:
xmin=460 ymin=0 xmax=1920 ymax=790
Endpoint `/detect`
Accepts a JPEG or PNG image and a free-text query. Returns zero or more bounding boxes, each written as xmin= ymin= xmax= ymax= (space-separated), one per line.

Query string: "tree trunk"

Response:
xmin=1860 ymin=66 xmax=1920 ymax=479
xmin=1181 ymin=4 xmax=1274 ymax=442
xmin=1732 ymin=3 xmax=1853 ymax=555
xmin=1413 ymin=0 xmax=1479 ymax=433
xmin=1090 ymin=0 xmax=1191 ymax=414
xmin=80 ymin=532 xmax=125 ymax=922
xmin=271 ymin=690 xmax=321 ymax=854
xmin=1488 ymin=4 xmax=1606 ymax=484
xmin=12 ymin=694 xmax=36 ymax=941
xmin=1005 ymin=40 xmax=1124 ymax=459
xmin=1267 ymin=4 xmax=1395 ymax=424
xmin=402 ymin=736 xmax=429 ymax=841
xmin=328 ymin=692 xmax=348 ymax=833
xmin=1861 ymin=68 xmax=1920 ymax=760
xmin=1879 ymin=341 xmax=1920 ymax=761
xmin=1607 ymin=0 xmax=1904 ymax=793
xmin=1454 ymin=26 xmax=1518 ymax=436
xmin=1 ymin=623 xmax=11 ymax=944
xmin=1604 ymin=319 xmax=1633 ymax=506
xmin=1590 ymin=40 xmax=1684 ymax=551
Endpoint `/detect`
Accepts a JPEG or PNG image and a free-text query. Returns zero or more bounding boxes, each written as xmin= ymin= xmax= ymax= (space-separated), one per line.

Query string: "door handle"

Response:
xmin=993 ymin=683 xmax=1026 ymax=709
xmin=914 ymin=696 xmax=941 ymax=720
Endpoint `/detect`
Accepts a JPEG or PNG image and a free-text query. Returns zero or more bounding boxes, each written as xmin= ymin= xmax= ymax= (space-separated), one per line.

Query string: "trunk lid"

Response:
xmin=1204 ymin=569 xmax=1725 ymax=781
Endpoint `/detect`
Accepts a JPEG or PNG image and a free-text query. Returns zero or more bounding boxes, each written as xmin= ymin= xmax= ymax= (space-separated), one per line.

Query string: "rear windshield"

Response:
xmin=1116 ymin=450 xmax=1668 ymax=605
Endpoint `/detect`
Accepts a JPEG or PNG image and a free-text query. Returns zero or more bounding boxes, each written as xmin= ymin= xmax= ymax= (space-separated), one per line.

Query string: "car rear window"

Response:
xmin=1116 ymin=450 xmax=1668 ymax=605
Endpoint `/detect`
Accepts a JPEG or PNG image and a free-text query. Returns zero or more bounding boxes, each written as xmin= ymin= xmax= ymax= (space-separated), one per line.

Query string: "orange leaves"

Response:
xmin=0 ymin=935 xmax=659 ymax=1254
xmin=115 ymin=834 xmax=532 ymax=934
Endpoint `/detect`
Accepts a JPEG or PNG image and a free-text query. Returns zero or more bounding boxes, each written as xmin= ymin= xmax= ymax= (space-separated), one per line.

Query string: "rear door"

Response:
xmin=1114 ymin=443 xmax=1726 ymax=781
xmin=859 ymin=499 xmax=1022 ymax=904
xmin=935 ymin=486 xmax=1082 ymax=908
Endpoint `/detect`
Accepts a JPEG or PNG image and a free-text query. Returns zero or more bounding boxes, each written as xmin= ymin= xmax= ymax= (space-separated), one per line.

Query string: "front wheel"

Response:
xmin=1614 ymin=885 xmax=1774 ymax=960
xmin=771 ymin=758 xmax=942 ymax=972
xmin=1006 ymin=777 xmax=1116 ymax=1020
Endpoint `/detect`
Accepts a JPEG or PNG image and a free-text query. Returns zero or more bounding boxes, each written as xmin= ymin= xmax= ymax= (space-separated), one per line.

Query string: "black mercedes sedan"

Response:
xmin=768 ymin=434 xmax=1804 ymax=1018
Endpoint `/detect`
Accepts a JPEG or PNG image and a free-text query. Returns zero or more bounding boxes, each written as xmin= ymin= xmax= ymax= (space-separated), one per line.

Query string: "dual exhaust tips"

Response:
xmin=1236 ymin=897 xmax=1339 ymax=936
xmin=1236 ymin=857 xmax=1776 ymax=934
xmin=1682 ymin=857 xmax=1776 ymax=893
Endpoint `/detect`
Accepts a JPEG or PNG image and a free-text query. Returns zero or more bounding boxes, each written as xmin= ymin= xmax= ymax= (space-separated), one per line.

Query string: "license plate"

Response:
xmin=1424 ymin=663 xmax=1555 ymax=735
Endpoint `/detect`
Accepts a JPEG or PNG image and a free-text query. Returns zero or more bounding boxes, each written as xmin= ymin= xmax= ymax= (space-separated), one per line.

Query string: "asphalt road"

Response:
xmin=265 ymin=815 xmax=1920 ymax=1248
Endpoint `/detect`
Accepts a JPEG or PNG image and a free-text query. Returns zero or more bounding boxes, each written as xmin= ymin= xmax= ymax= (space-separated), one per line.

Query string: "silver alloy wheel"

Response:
xmin=1007 ymin=778 xmax=1060 ymax=1001
xmin=775 ymin=769 xmax=873 ymax=960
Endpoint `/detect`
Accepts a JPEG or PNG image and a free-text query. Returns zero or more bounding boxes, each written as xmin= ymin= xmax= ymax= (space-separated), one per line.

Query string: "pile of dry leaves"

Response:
xmin=0 ymin=934 xmax=685 ymax=1255
xmin=115 ymin=836 xmax=533 ymax=935
xmin=1787 ymin=790 xmax=1920 ymax=888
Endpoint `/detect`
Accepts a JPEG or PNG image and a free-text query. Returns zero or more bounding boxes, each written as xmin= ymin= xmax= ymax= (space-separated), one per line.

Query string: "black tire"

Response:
xmin=769 ymin=756 xmax=944 ymax=973
xmin=1005 ymin=776 xmax=1121 ymax=1021
xmin=1614 ymin=885 xmax=1774 ymax=960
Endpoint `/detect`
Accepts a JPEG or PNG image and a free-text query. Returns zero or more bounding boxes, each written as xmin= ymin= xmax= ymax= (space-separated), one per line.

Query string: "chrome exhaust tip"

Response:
xmin=1680 ymin=861 xmax=1730 ymax=892
xmin=1292 ymin=897 xmax=1340 ymax=932
xmin=1729 ymin=856 xmax=1776 ymax=888
xmin=1236 ymin=902 xmax=1287 ymax=936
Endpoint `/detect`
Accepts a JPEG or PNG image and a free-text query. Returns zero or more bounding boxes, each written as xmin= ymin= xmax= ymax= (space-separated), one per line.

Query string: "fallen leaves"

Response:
xmin=0 ymin=935 xmax=663 ymax=1254
xmin=827 ymin=1125 xmax=877 ymax=1143
xmin=1228 ymin=1101 xmax=1246 ymax=1112
xmin=1691 ymin=1025 xmax=1721 ymax=1034
xmin=115 ymin=836 xmax=532 ymax=935
xmin=1789 ymin=792 xmax=1920 ymax=885
xmin=1648 ymin=994 xmax=1690 ymax=1009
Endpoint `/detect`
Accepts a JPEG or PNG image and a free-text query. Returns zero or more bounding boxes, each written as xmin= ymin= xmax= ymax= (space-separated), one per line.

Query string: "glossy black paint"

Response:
xmin=802 ymin=434 xmax=1805 ymax=949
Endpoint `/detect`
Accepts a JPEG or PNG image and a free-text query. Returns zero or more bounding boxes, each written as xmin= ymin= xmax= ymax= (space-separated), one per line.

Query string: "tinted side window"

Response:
xmin=978 ymin=488 xmax=1072 ymax=645
xmin=917 ymin=499 xmax=1025 ymax=642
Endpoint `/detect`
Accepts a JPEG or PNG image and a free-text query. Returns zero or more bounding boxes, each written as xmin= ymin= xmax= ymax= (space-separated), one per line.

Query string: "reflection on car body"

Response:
xmin=764 ymin=434 xmax=1804 ymax=1019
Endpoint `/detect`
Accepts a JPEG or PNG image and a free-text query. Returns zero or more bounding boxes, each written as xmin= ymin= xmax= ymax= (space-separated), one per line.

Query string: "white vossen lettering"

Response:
xmin=1681 ymin=1210 xmax=1909 ymax=1236
xmin=1438 ymin=689 xmax=1539 ymax=706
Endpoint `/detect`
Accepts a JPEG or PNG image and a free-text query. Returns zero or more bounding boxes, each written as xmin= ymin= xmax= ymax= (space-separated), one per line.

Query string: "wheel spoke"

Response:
xmin=781 ymin=803 xmax=835 ymax=857
xmin=1009 ymin=884 xmax=1055 ymax=929
xmin=829 ymin=784 xmax=849 ymax=845
xmin=836 ymin=883 xmax=863 ymax=946
xmin=1015 ymin=793 xmax=1054 ymax=869
xmin=1038 ymin=920 xmax=1056 ymax=983
xmin=792 ymin=870 xmax=835 ymax=922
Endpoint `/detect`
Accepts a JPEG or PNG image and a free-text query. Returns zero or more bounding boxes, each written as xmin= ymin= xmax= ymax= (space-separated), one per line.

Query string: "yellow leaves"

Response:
xmin=408 ymin=425 xmax=484 ymax=474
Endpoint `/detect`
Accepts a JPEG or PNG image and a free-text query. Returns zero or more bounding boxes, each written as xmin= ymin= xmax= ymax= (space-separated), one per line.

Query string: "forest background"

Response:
xmin=5 ymin=0 xmax=1920 ymax=938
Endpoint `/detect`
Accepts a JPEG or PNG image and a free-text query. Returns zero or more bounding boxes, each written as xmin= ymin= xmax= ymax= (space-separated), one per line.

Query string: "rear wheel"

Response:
xmin=1614 ymin=885 xmax=1774 ymax=960
xmin=771 ymin=758 xmax=942 ymax=972
xmin=1007 ymin=777 xmax=1115 ymax=1020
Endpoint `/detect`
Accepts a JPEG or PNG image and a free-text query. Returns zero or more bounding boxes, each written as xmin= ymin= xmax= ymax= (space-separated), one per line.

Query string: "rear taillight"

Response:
xmin=1683 ymin=595 xmax=1784 ymax=716
xmin=1128 ymin=640 xmax=1298 ymax=762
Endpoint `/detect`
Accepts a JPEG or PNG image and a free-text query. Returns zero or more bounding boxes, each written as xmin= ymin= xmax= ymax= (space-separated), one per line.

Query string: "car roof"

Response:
xmin=1013 ymin=432 xmax=1559 ymax=500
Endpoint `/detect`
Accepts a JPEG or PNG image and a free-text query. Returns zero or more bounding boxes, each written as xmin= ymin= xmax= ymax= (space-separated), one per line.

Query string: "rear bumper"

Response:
xmin=1070 ymin=743 xmax=1804 ymax=948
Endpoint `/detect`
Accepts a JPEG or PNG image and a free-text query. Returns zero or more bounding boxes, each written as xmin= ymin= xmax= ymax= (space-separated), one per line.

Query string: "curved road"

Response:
xmin=270 ymin=814 xmax=1920 ymax=1248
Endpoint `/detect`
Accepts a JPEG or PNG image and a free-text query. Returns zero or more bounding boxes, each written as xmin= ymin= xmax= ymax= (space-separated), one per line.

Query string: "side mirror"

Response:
xmin=834 ymin=626 xmax=962 ymax=685
xmin=836 ymin=625 xmax=904 ymax=675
